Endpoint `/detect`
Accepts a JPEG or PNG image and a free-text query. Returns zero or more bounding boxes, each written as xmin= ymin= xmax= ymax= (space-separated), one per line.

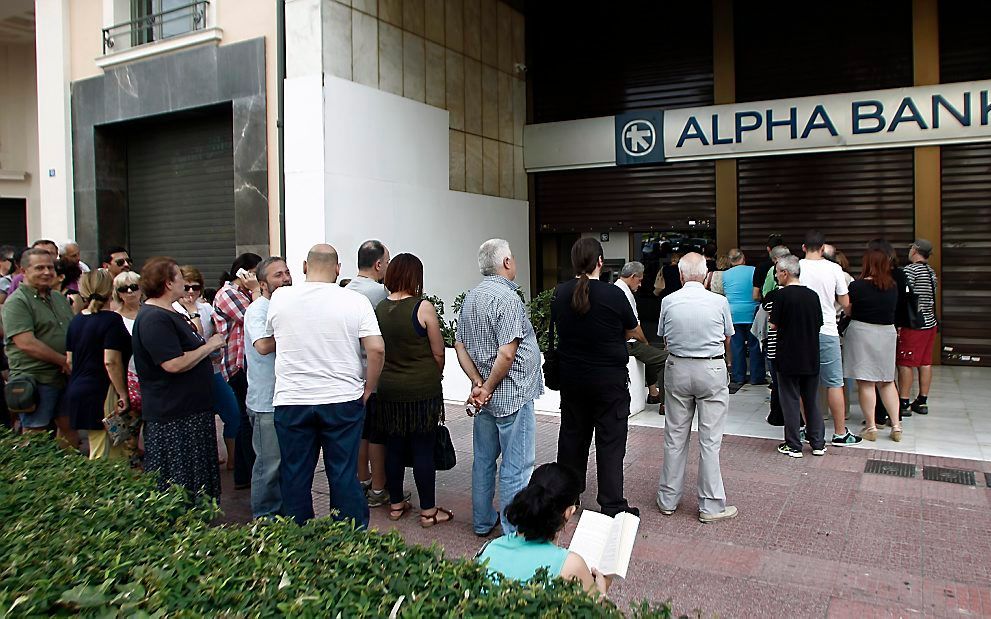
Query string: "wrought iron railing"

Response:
xmin=102 ymin=1 xmax=209 ymax=55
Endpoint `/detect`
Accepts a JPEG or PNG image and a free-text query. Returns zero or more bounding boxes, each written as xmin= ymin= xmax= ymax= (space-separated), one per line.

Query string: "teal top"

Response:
xmin=478 ymin=534 xmax=570 ymax=581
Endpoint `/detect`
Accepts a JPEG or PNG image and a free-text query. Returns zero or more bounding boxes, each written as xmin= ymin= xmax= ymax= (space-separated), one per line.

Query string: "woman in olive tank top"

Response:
xmin=371 ymin=254 xmax=453 ymax=528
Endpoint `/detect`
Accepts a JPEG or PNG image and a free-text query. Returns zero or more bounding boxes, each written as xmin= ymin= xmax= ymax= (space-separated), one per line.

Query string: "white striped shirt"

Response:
xmin=903 ymin=262 xmax=938 ymax=329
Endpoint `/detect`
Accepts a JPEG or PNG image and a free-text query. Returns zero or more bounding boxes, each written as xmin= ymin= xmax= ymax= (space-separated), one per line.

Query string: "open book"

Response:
xmin=567 ymin=510 xmax=640 ymax=579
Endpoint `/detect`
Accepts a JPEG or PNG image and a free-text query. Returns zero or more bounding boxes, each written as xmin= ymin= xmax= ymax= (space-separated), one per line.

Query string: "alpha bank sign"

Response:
xmin=614 ymin=80 xmax=991 ymax=165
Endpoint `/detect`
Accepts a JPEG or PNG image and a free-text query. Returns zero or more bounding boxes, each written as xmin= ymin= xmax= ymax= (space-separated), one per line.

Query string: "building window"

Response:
xmin=103 ymin=0 xmax=209 ymax=54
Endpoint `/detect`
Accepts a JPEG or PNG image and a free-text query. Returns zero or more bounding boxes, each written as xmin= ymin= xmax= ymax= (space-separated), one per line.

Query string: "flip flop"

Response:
xmin=388 ymin=501 xmax=412 ymax=521
xmin=419 ymin=507 xmax=454 ymax=528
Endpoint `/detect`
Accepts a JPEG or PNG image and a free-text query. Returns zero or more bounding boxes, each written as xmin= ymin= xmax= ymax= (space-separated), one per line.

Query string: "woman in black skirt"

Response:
xmin=132 ymin=257 xmax=225 ymax=501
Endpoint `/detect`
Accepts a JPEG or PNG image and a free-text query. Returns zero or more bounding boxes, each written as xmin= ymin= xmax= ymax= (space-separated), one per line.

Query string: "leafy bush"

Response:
xmin=422 ymin=293 xmax=457 ymax=348
xmin=527 ymin=289 xmax=555 ymax=352
xmin=0 ymin=433 xmax=680 ymax=617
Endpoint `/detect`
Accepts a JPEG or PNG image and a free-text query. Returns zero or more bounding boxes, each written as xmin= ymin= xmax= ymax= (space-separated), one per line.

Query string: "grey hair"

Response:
xmin=478 ymin=238 xmax=512 ymax=276
xmin=619 ymin=261 xmax=644 ymax=278
xmin=256 ymin=256 xmax=287 ymax=283
xmin=777 ymin=255 xmax=801 ymax=277
xmin=769 ymin=246 xmax=791 ymax=262
xmin=727 ymin=248 xmax=744 ymax=263
xmin=59 ymin=239 xmax=79 ymax=254
xmin=678 ymin=252 xmax=708 ymax=280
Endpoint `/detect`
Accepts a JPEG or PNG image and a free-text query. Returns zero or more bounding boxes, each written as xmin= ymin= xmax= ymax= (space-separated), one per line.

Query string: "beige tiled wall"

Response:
xmin=325 ymin=0 xmax=526 ymax=200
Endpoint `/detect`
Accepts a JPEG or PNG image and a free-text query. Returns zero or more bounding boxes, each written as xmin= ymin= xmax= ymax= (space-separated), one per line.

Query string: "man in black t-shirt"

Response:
xmin=769 ymin=255 xmax=826 ymax=458
xmin=752 ymin=234 xmax=785 ymax=302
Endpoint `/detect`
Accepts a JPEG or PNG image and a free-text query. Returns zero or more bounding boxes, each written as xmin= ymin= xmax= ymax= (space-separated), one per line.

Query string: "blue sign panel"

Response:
xmin=615 ymin=110 xmax=665 ymax=166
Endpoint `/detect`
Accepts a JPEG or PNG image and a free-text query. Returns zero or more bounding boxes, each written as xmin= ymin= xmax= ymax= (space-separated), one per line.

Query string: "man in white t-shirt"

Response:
xmin=266 ymin=244 xmax=385 ymax=527
xmin=615 ymin=261 xmax=666 ymax=408
xmin=799 ymin=231 xmax=862 ymax=446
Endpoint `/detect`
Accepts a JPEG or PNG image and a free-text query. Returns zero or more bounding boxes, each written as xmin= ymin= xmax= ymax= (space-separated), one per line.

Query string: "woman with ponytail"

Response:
xmin=477 ymin=463 xmax=612 ymax=597
xmin=66 ymin=269 xmax=133 ymax=459
xmin=551 ymin=238 xmax=640 ymax=517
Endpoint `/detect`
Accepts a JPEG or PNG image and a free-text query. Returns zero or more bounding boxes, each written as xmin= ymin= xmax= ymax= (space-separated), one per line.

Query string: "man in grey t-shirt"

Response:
xmin=345 ymin=240 xmax=392 ymax=506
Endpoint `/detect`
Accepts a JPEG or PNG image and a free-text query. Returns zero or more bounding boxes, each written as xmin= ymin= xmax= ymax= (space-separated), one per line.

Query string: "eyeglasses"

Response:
xmin=114 ymin=258 xmax=133 ymax=267
xmin=116 ymin=284 xmax=140 ymax=293
xmin=184 ymin=284 xmax=203 ymax=292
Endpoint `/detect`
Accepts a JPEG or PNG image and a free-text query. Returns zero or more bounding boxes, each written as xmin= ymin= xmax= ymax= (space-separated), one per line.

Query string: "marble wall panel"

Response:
xmin=513 ymin=75 xmax=524 ymax=145
xmin=499 ymin=141 xmax=513 ymax=198
xmin=352 ymin=9 xmax=379 ymax=87
xmin=378 ymin=21 xmax=404 ymax=95
xmin=497 ymin=70 xmax=512 ymax=143
xmin=445 ymin=0 xmax=463 ymax=52
xmin=514 ymin=144 xmax=525 ymax=200
xmin=324 ymin=0 xmax=353 ymax=79
xmin=481 ymin=63 xmax=498 ymax=139
xmin=496 ymin=1 xmax=511 ymax=73
xmin=480 ymin=0 xmax=497 ymax=66
xmin=511 ymin=9 xmax=524 ymax=67
xmin=463 ymin=0 xmax=480 ymax=60
xmin=449 ymin=129 xmax=466 ymax=191
xmin=403 ymin=32 xmax=426 ymax=102
xmin=220 ymin=39 xmax=265 ymax=101
xmin=403 ymin=0 xmax=425 ymax=36
xmin=464 ymin=57 xmax=481 ymax=134
xmin=352 ymin=0 xmax=377 ymax=15
xmin=425 ymin=41 xmax=446 ymax=108
xmin=286 ymin=0 xmax=323 ymax=77
xmin=482 ymin=136 xmax=498 ymax=195
xmin=465 ymin=133 xmax=483 ymax=193
xmin=379 ymin=0 xmax=402 ymax=26
xmin=445 ymin=50 xmax=464 ymax=129
xmin=425 ymin=0 xmax=445 ymax=44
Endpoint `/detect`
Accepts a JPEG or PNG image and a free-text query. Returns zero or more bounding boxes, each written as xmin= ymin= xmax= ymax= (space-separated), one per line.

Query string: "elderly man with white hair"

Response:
xmin=455 ymin=238 xmax=543 ymax=537
xmin=615 ymin=261 xmax=667 ymax=409
xmin=59 ymin=240 xmax=91 ymax=273
xmin=656 ymin=252 xmax=738 ymax=523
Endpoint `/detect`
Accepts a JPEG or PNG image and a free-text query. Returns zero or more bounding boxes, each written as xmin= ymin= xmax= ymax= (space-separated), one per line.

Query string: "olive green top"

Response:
xmin=2 ymin=283 xmax=74 ymax=386
xmin=375 ymin=297 xmax=442 ymax=402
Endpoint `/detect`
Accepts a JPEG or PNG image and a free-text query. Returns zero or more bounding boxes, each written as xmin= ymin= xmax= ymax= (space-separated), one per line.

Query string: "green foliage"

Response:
xmin=422 ymin=294 xmax=456 ymax=348
xmin=0 ymin=432 xmax=681 ymax=617
xmin=527 ymin=289 xmax=555 ymax=352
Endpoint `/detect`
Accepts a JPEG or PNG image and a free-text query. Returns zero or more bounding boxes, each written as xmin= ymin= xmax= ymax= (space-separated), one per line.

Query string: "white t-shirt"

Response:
xmin=799 ymin=258 xmax=849 ymax=337
xmin=266 ymin=281 xmax=381 ymax=406
xmin=172 ymin=300 xmax=215 ymax=338
xmin=614 ymin=278 xmax=639 ymax=343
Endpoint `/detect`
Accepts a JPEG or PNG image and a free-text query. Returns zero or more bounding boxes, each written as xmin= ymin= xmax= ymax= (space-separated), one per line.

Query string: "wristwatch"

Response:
xmin=189 ymin=312 xmax=200 ymax=319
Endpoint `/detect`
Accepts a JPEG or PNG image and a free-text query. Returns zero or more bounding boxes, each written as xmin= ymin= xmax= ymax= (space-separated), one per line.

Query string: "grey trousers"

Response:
xmin=656 ymin=356 xmax=729 ymax=515
xmin=628 ymin=341 xmax=668 ymax=387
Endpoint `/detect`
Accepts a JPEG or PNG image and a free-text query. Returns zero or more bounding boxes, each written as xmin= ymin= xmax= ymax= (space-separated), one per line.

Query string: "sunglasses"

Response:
xmin=116 ymin=284 xmax=140 ymax=293
xmin=184 ymin=284 xmax=203 ymax=292
xmin=114 ymin=258 xmax=133 ymax=267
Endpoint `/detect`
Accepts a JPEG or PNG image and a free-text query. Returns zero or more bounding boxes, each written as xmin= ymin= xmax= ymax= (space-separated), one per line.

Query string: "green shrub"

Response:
xmin=0 ymin=433 xmax=679 ymax=617
xmin=527 ymin=289 xmax=555 ymax=352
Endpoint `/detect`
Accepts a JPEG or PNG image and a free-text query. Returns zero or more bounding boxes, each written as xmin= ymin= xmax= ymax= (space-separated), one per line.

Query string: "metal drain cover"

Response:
xmin=865 ymin=460 xmax=916 ymax=478
xmin=922 ymin=466 xmax=976 ymax=485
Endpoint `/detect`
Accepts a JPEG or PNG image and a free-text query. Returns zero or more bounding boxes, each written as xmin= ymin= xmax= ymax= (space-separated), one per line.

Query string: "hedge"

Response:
xmin=0 ymin=432 xmax=680 ymax=617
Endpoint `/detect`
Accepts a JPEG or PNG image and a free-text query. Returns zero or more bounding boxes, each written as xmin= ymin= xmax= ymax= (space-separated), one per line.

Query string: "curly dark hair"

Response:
xmin=504 ymin=463 xmax=580 ymax=542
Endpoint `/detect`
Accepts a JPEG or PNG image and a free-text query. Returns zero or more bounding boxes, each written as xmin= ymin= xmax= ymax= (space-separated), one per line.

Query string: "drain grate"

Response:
xmin=922 ymin=466 xmax=976 ymax=486
xmin=865 ymin=460 xmax=916 ymax=478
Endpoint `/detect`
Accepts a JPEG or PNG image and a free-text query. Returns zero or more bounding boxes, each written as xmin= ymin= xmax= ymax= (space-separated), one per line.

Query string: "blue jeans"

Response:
xmin=19 ymin=383 xmax=66 ymax=429
xmin=275 ymin=399 xmax=368 ymax=528
xmin=730 ymin=324 xmax=765 ymax=384
xmin=472 ymin=400 xmax=536 ymax=535
xmin=211 ymin=372 xmax=240 ymax=439
xmin=248 ymin=409 xmax=281 ymax=519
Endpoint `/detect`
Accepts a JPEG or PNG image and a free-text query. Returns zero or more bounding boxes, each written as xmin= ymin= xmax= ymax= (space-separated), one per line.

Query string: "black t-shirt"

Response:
xmin=848 ymin=279 xmax=898 ymax=325
xmin=753 ymin=259 xmax=773 ymax=292
xmin=660 ymin=264 xmax=682 ymax=299
xmin=132 ymin=304 xmax=214 ymax=422
xmin=552 ymin=278 xmax=638 ymax=386
xmin=66 ymin=311 xmax=132 ymax=429
xmin=769 ymin=285 xmax=823 ymax=376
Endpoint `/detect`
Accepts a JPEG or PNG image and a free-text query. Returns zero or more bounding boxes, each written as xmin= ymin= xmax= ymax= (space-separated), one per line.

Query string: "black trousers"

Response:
xmin=557 ymin=381 xmax=631 ymax=516
xmin=228 ymin=369 xmax=255 ymax=486
xmin=384 ymin=430 xmax=436 ymax=508
xmin=777 ymin=372 xmax=826 ymax=450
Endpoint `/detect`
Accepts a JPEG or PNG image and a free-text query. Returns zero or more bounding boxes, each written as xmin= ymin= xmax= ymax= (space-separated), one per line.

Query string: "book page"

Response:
xmin=567 ymin=510 xmax=613 ymax=573
xmin=603 ymin=512 xmax=640 ymax=579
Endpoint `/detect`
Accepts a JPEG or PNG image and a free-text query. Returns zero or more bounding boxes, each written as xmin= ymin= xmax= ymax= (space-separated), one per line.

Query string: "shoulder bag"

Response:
xmin=4 ymin=374 xmax=38 ymax=414
xmin=903 ymin=266 xmax=937 ymax=330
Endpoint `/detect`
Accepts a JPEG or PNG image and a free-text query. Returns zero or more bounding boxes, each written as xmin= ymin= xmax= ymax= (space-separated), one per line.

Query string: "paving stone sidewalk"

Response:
xmin=218 ymin=406 xmax=991 ymax=618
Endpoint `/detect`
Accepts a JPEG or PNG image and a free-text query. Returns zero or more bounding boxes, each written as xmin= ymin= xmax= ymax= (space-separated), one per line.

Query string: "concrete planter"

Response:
xmin=441 ymin=348 xmax=646 ymax=416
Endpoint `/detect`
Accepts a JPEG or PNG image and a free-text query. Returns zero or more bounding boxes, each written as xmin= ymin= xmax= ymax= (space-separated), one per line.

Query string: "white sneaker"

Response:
xmin=699 ymin=505 xmax=738 ymax=523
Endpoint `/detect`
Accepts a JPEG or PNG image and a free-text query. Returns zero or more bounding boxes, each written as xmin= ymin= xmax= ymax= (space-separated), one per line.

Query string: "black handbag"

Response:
xmin=542 ymin=290 xmax=561 ymax=391
xmin=904 ymin=267 xmax=937 ymax=330
xmin=433 ymin=422 xmax=457 ymax=471
xmin=4 ymin=374 xmax=38 ymax=414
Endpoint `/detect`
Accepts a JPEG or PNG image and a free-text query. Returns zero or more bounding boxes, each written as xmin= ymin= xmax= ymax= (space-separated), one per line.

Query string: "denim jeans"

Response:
xmin=472 ymin=400 xmax=536 ymax=535
xmin=730 ymin=324 xmax=765 ymax=384
xmin=275 ymin=398 xmax=368 ymax=528
xmin=248 ymin=409 xmax=281 ymax=519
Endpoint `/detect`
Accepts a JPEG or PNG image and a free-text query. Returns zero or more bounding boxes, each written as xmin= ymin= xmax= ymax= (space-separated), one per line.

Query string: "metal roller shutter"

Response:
xmin=940 ymin=145 xmax=991 ymax=366
xmin=126 ymin=110 xmax=235 ymax=287
xmin=534 ymin=163 xmax=715 ymax=233
xmin=0 ymin=198 xmax=27 ymax=248
xmin=738 ymin=149 xmax=915 ymax=267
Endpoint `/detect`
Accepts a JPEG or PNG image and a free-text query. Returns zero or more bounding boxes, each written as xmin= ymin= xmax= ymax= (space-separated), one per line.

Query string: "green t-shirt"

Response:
xmin=2 ymin=284 xmax=74 ymax=386
xmin=762 ymin=267 xmax=778 ymax=298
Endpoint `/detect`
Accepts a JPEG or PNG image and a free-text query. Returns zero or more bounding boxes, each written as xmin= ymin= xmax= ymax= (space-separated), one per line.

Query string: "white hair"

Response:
xmin=478 ymin=238 xmax=512 ymax=276
xmin=777 ymin=255 xmax=801 ymax=277
xmin=678 ymin=252 xmax=708 ymax=281
xmin=59 ymin=239 xmax=79 ymax=254
xmin=620 ymin=261 xmax=644 ymax=278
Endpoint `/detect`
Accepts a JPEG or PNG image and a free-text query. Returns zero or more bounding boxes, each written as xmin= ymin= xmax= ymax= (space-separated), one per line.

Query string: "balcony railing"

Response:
xmin=102 ymin=1 xmax=209 ymax=55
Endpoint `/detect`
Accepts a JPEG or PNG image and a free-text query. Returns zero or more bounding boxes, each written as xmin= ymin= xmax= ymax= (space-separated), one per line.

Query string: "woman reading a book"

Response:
xmin=477 ymin=463 xmax=611 ymax=597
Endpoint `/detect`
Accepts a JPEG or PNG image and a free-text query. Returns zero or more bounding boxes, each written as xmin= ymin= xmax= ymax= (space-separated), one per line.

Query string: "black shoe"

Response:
xmin=623 ymin=506 xmax=641 ymax=518
xmin=729 ymin=382 xmax=744 ymax=394
xmin=646 ymin=393 xmax=663 ymax=405
xmin=474 ymin=522 xmax=500 ymax=538
xmin=911 ymin=400 xmax=929 ymax=415
xmin=900 ymin=408 xmax=911 ymax=418
xmin=777 ymin=443 xmax=803 ymax=458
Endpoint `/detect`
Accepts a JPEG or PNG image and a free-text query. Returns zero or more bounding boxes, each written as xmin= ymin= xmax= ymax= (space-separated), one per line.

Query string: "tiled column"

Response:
xmin=712 ymin=0 xmax=737 ymax=254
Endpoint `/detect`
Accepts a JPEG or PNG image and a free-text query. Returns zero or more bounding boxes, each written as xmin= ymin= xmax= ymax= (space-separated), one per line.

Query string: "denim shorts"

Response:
xmin=818 ymin=334 xmax=844 ymax=388
xmin=20 ymin=383 xmax=66 ymax=429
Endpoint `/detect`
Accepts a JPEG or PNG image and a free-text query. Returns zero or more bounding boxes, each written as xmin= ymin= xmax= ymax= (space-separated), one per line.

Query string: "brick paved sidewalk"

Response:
xmin=218 ymin=407 xmax=991 ymax=618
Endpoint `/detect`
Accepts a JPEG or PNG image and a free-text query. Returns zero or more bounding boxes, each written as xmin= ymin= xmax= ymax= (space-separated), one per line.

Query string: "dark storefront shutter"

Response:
xmin=0 ymin=198 xmax=27 ymax=248
xmin=534 ymin=163 xmax=715 ymax=233
xmin=126 ymin=112 xmax=235 ymax=287
xmin=738 ymin=149 xmax=915 ymax=267
xmin=940 ymin=144 xmax=991 ymax=366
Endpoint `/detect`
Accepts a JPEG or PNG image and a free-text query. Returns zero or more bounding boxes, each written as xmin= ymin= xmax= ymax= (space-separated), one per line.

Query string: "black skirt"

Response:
xmin=371 ymin=395 xmax=444 ymax=437
xmin=144 ymin=411 xmax=220 ymax=501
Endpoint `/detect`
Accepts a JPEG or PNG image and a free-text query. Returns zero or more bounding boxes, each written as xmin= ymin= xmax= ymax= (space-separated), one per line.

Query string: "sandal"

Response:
xmin=419 ymin=507 xmax=454 ymax=528
xmin=890 ymin=426 xmax=903 ymax=442
xmin=862 ymin=426 xmax=877 ymax=441
xmin=388 ymin=501 xmax=412 ymax=521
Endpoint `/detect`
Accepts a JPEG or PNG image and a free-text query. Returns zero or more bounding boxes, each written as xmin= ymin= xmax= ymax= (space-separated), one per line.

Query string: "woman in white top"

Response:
xmin=114 ymin=270 xmax=143 ymax=425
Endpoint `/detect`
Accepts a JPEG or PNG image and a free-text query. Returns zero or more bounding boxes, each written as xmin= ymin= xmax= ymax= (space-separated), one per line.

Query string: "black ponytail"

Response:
xmin=220 ymin=253 xmax=263 ymax=288
xmin=504 ymin=463 xmax=579 ymax=541
xmin=570 ymin=238 xmax=603 ymax=315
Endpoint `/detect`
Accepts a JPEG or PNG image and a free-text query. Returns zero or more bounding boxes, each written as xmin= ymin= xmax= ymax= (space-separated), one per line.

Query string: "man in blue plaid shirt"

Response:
xmin=455 ymin=239 xmax=543 ymax=537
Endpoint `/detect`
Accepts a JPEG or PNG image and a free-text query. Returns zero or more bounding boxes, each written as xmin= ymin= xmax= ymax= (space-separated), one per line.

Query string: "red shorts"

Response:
xmin=896 ymin=327 xmax=937 ymax=367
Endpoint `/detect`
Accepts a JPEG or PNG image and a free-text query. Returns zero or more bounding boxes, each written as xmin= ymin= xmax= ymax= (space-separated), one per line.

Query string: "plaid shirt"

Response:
xmin=456 ymin=276 xmax=543 ymax=417
xmin=213 ymin=281 xmax=251 ymax=380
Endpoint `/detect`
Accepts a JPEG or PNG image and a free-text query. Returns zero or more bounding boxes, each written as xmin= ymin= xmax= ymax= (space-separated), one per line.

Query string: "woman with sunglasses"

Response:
xmin=175 ymin=265 xmax=239 ymax=470
xmin=115 ymin=271 xmax=144 ymax=443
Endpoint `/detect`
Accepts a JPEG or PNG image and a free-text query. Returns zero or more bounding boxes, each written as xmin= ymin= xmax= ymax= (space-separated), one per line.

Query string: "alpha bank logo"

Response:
xmin=622 ymin=120 xmax=656 ymax=157
xmin=615 ymin=110 xmax=665 ymax=166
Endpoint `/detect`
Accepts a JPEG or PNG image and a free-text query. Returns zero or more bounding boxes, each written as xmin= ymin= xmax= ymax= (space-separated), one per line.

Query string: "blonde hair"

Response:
xmin=80 ymin=270 xmax=114 ymax=313
xmin=112 ymin=270 xmax=141 ymax=305
xmin=179 ymin=265 xmax=204 ymax=286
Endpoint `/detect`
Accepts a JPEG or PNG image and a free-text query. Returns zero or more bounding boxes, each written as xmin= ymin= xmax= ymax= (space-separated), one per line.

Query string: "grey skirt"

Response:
xmin=842 ymin=320 xmax=896 ymax=382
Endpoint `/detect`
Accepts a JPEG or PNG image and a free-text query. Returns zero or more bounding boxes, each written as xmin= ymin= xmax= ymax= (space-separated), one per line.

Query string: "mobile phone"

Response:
xmin=236 ymin=268 xmax=250 ymax=280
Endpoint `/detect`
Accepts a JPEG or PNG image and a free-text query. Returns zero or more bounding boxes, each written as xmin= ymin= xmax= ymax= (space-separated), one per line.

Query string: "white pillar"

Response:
xmin=34 ymin=0 xmax=74 ymax=241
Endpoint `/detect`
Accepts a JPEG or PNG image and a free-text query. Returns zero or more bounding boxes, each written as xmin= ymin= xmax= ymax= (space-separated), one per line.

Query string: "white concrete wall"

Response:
xmin=581 ymin=231 xmax=631 ymax=263
xmin=285 ymin=74 xmax=531 ymax=308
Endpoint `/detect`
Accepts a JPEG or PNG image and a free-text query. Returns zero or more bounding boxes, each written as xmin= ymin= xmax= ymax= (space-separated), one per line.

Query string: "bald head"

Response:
xmin=678 ymin=252 xmax=708 ymax=283
xmin=304 ymin=244 xmax=341 ymax=282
